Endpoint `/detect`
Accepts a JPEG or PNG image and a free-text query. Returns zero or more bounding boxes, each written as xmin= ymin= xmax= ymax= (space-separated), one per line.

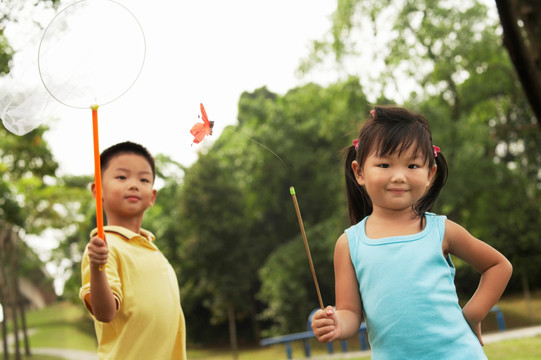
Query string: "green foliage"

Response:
xmin=258 ymin=216 xmax=345 ymax=335
xmin=155 ymin=78 xmax=370 ymax=342
xmin=0 ymin=28 xmax=13 ymax=76
xmin=302 ymin=0 xmax=540 ymax=291
xmin=0 ymin=127 xmax=57 ymax=226
xmin=0 ymin=0 xmax=61 ymax=75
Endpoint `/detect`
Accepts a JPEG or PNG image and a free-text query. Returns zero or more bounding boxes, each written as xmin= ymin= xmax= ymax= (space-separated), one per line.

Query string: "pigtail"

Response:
xmin=415 ymin=150 xmax=448 ymax=216
xmin=344 ymin=145 xmax=372 ymax=225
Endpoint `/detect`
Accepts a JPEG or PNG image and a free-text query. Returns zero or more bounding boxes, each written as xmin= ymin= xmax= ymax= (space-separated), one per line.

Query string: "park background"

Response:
xmin=1 ymin=0 xmax=541 ymax=359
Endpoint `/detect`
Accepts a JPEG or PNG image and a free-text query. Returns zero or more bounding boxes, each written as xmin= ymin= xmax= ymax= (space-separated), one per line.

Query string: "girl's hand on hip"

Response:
xmin=464 ymin=312 xmax=484 ymax=346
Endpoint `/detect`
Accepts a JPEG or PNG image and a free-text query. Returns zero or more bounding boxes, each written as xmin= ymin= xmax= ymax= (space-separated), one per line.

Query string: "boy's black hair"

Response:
xmin=100 ymin=141 xmax=156 ymax=181
xmin=345 ymin=106 xmax=448 ymax=226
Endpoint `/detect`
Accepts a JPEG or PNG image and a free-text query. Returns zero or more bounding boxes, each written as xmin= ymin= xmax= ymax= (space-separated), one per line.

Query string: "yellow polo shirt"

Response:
xmin=80 ymin=226 xmax=186 ymax=360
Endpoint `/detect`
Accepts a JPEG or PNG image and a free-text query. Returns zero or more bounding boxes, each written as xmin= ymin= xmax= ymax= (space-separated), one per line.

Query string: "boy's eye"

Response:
xmin=116 ymin=175 xmax=127 ymax=180
xmin=141 ymin=178 xmax=150 ymax=183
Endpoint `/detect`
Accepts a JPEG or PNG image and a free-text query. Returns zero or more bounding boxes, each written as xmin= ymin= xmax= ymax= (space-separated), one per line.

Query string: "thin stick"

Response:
xmin=91 ymin=105 xmax=105 ymax=271
xmin=290 ymin=186 xmax=324 ymax=309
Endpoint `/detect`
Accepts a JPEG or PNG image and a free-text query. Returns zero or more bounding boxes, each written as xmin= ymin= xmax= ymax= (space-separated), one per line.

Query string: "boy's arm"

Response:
xmin=444 ymin=220 xmax=513 ymax=344
xmin=86 ymin=236 xmax=118 ymax=322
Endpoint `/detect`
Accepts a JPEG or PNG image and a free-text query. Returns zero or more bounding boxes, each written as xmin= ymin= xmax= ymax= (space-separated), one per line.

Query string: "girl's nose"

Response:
xmin=390 ymin=169 xmax=406 ymax=183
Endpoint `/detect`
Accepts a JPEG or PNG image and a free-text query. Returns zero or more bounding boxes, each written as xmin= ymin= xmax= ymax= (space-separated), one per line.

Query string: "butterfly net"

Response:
xmin=38 ymin=0 xmax=146 ymax=109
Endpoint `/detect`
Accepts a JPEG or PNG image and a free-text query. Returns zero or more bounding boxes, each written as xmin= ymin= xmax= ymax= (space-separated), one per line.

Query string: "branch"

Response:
xmin=496 ymin=0 xmax=541 ymax=128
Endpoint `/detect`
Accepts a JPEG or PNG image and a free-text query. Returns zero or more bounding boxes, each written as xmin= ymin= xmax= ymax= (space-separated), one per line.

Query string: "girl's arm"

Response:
xmin=443 ymin=219 xmax=512 ymax=344
xmin=87 ymin=236 xmax=118 ymax=322
xmin=312 ymin=233 xmax=363 ymax=342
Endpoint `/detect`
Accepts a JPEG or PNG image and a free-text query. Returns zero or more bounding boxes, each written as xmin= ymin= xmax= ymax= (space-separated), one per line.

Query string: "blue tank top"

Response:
xmin=345 ymin=213 xmax=487 ymax=360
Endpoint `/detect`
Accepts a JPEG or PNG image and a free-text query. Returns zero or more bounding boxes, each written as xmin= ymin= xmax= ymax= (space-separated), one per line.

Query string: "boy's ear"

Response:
xmin=90 ymin=183 xmax=97 ymax=198
xmin=149 ymin=189 xmax=157 ymax=207
xmin=351 ymin=161 xmax=365 ymax=186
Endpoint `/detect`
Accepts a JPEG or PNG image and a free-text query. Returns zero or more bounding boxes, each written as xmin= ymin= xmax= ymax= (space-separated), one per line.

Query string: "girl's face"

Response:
xmin=352 ymin=145 xmax=436 ymax=214
xmin=98 ymin=153 xmax=157 ymax=220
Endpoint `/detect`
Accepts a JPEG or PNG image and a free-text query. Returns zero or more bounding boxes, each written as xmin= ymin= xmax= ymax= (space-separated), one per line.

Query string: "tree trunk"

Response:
xmin=8 ymin=231 xmax=21 ymax=360
xmin=9 ymin=291 xmax=21 ymax=360
xmin=0 ymin=266 xmax=9 ymax=360
xmin=496 ymin=0 xmax=541 ymax=127
xmin=12 ymin=231 xmax=30 ymax=357
xmin=249 ymin=302 xmax=261 ymax=342
xmin=17 ymin=294 xmax=30 ymax=356
xmin=227 ymin=303 xmax=239 ymax=360
xmin=521 ymin=268 xmax=534 ymax=324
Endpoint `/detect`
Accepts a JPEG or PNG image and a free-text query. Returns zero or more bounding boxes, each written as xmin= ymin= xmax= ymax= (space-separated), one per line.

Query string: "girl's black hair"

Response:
xmin=345 ymin=106 xmax=448 ymax=225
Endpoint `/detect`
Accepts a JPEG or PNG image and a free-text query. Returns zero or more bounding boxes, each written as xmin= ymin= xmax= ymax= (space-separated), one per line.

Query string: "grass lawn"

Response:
xmin=21 ymin=301 xmax=97 ymax=351
xmin=484 ymin=335 xmax=541 ymax=360
xmin=1 ymin=290 xmax=540 ymax=360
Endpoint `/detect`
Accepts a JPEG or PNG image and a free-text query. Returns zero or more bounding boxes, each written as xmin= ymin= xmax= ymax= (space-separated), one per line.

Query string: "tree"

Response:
xmin=299 ymin=0 xmax=541 ymax=317
xmin=170 ymin=79 xmax=373 ymax=341
xmin=0 ymin=0 xmax=61 ymax=75
xmin=0 ymin=126 xmax=57 ymax=359
xmin=178 ymin=150 xmax=252 ymax=358
xmin=495 ymin=0 xmax=541 ymax=127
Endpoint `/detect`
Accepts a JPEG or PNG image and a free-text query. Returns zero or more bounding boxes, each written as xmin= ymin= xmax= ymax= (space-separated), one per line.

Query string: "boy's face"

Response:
xmin=96 ymin=153 xmax=157 ymax=221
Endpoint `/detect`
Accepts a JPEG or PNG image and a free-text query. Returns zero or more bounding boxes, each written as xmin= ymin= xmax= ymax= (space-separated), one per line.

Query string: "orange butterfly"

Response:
xmin=190 ymin=103 xmax=214 ymax=145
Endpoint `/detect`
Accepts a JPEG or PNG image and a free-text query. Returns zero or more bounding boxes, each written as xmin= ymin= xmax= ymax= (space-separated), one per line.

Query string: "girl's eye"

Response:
xmin=378 ymin=164 xmax=390 ymax=168
xmin=409 ymin=164 xmax=419 ymax=169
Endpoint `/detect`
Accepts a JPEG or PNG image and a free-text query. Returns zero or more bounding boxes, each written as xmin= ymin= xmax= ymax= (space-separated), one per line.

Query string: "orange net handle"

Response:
xmin=92 ymin=105 xmax=105 ymax=241
xmin=92 ymin=105 xmax=106 ymax=271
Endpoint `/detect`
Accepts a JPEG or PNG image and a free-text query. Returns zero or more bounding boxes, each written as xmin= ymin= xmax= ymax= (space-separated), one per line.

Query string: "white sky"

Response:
xmin=3 ymin=0 xmax=337 ymax=176
xmin=2 ymin=0 xmax=336 ymax=294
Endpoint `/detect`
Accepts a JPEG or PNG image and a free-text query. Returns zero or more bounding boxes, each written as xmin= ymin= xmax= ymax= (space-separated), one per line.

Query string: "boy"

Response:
xmin=79 ymin=141 xmax=186 ymax=360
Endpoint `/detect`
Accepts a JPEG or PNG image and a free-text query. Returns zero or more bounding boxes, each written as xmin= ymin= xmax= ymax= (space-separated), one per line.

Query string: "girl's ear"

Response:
xmin=351 ymin=160 xmax=365 ymax=186
xmin=427 ymin=165 xmax=437 ymax=188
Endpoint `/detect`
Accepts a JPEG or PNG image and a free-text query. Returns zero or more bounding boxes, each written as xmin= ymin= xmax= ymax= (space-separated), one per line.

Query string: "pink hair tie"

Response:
xmin=433 ymin=145 xmax=440 ymax=158
xmin=352 ymin=139 xmax=359 ymax=150
xmin=370 ymin=109 xmax=375 ymax=117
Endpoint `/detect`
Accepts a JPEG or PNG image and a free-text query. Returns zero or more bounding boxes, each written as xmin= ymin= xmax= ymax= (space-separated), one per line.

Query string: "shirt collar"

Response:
xmin=90 ymin=226 xmax=155 ymax=243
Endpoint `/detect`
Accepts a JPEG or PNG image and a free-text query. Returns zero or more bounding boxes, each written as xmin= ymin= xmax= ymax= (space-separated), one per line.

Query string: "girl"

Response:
xmin=311 ymin=107 xmax=512 ymax=359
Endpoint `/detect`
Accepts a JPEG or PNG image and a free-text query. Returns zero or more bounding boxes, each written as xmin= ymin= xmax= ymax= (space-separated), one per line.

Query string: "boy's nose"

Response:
xmin=128 ymin=180 xmax=139 ymax=190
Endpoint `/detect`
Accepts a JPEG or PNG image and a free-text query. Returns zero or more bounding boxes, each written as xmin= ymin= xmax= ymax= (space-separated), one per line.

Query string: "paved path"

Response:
xmin=32 ymin=348 xmax=98 ymax=360
xmin=307 ymin=325 xmax=541 ymax=360
xmin=483 ymin=325 xmax=541 ymax=344
xmin=1 ymin=346 xmax=97 ymax=360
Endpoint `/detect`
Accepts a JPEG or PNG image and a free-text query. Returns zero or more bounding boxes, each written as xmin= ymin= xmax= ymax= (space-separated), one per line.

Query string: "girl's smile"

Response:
xmin=352 ymin=146 xmax=436 ymax=214
xmin=388 ymin=187 xmax=408 ymax=194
